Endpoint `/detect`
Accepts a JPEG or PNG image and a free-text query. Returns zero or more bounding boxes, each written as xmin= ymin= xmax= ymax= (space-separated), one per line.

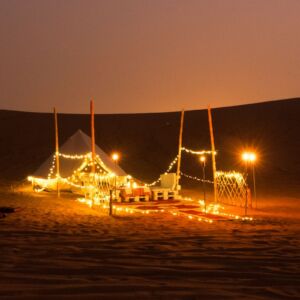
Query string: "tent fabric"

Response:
xmin=33 ymin=130 xmax=127 ymax=178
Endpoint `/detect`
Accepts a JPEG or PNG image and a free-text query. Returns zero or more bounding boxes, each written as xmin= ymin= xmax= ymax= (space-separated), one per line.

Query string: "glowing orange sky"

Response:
xmin=0 ymin=0 xmax=300 ymax=113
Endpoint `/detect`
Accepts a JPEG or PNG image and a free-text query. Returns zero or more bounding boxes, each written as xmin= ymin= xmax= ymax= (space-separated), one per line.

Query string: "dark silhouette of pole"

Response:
xmin=244 ymin=161 xmax=248 ymax=216
xmin=200 ymin=156 xmax=206 ymax=212
xmin=111 ymin=153 xmax=120 ymax=202
xmin=176 ymin=110 xmax=185 ymax=191
xmin=54 ymin=107 xmax=60 ymax=198
xmin=109 ymin=189 xmax=113 ymax=216
xmin=114 ymin=173 xmax=117 ymax=201
xmin=252 ymin=164 xmax=257 ymax=208
xmin=90 ymin=99 xmax=96 ymax=174
xmin=208 ymin=106 xmax=218 ymax=203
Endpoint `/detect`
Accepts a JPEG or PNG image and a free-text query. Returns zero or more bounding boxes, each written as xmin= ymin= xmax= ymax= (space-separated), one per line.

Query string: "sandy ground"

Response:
xmin=0 ymin=191 xmax=300 ymax=300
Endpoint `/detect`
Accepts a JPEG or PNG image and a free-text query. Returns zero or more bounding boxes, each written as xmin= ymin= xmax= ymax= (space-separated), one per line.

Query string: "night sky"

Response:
xmin=0 ymin=0 xmax=300 ymax=113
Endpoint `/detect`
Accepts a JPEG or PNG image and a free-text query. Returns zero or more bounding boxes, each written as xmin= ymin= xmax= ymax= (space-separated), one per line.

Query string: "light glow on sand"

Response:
xmin=76 ymin=196 xmax=253 ymax=223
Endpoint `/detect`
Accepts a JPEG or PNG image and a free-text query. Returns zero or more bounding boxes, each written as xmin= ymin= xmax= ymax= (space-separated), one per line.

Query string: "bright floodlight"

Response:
xmin=242 ymin=152 xmax=256 ymax=163
xmin=242 ymin=152 xmax=250 ymax=161
xmin=112 ymin=153 xmax=120 ymax=162
xmin=249 ymin=153 xmax=256 ymax=162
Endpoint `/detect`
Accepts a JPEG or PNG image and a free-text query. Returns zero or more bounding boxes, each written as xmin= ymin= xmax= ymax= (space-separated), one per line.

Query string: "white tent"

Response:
xmin=29 ymin=130 xmax=127 ymax=193
xmin=33 ymin=129 xmax=126 ymax=178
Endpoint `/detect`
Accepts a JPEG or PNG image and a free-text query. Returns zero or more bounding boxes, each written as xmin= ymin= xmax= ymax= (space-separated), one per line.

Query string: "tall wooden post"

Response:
xmin=90 ymin=99 xmax=96 ymax=174
xmin=208 ymin=106 xmax=218 ymax=203
xmin=176 ymin=109 xmax=185 ymax=191
xmin=109 ymin=189 xmax=113 ymax=216
xmin=54 ymin=107 xmax=60 ymax=197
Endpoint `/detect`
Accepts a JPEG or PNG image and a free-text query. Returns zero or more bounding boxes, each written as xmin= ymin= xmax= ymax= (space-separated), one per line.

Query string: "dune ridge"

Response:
xmin=0 ymin=98 xmax=299 ymax=197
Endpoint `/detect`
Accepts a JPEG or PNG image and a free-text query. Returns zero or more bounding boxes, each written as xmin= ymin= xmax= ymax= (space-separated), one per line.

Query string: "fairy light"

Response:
xmin=28 ymin=151 xmax=125 ymax=194
xmin=147 ymin=147 xmax=215 ymax=186
xmin=198 ymin=200 xmax=205 ymax=206
xmin=180 ymin=172 xmax=214 ymax=184
xmin=147 ymin=156 xmax=178 ymax=186
xmin=181 ymin=147 xmax=216 ymax=156
xmin=59 ymin=153 xmax=90 ymax=160
xmin=29 ymin=147 xmax=252 ymax=223
xmin=216 ymin=171 xmax=245 ymax=182
xmin=30 ymin=147 xmax=215 ymax=189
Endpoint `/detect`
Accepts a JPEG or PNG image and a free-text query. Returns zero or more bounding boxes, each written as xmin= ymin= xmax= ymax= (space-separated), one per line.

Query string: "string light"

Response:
xmin=28 ymin=148 xmax=250 ymax=220
xmin=180 ymin=172 xmax=214 ymax=184
xmin=180 ymin=171 xmax=246 ymax=185
xmin=215 ymin=171 xmax=248 ymax=207
xmin=28 ymin=151 xmax=128 ymax=194
xmin=216 ymin=171 xmax=245 ymax=182
xmin=32 ymin=148 xmax=217 ymax=187
xmin=147 ymin=156 xmax=178 ymax=186
xmin=181 ymin=147 xmax=216 ymax=156
xmin=59 ymin=152 xmax=90 ymax=160
xmin=147 ymin=147 xmax=214 ymax=186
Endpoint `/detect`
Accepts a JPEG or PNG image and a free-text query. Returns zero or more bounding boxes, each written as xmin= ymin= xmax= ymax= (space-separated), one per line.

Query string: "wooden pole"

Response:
xmin=90 ymin=99 xmax=96 ymax=174
xmin=208 ymin=106 xmax=218 ymax=203
xmin=54 ymin=107 xmax=60 ymax=197
xmin=176 ymin=109 xmax=185 ymax=191
xmin=252 ymin=164 xmax=257 ymax=208
xmin=202 ymin=160 xmax=207 ymax=213
xmin=109 ymin=189 xmax=113 ymax=216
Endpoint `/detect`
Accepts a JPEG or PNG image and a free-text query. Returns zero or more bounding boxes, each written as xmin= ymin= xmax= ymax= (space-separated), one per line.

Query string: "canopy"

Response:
xmin=33 ymin=129 xmax=127 ymax=178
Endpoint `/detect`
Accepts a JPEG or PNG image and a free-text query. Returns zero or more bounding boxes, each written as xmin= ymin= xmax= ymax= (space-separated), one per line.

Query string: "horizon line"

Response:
xmin=0 ymin=97 xmax=299 ymax=115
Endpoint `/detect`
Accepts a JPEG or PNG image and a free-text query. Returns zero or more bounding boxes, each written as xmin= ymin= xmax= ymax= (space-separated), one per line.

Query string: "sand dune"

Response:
xmin=0 ymin=99 xmax=299 ymax=298
xmin=0 ymin=98 xmax=300 ymax=197
xmin=1 ymin=191 xmax=299 ymax=299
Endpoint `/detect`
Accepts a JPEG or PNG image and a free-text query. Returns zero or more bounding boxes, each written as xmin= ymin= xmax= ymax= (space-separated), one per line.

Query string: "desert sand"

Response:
xmin=1 ymin=189 xmax=299 ymax=300
xmin=0 ymin=100 xmax=299 ymax=299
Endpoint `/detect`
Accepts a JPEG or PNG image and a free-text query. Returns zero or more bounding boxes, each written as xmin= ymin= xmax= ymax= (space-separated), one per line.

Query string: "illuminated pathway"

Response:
xmin=77 ymin=198 xmax=254 ymax=223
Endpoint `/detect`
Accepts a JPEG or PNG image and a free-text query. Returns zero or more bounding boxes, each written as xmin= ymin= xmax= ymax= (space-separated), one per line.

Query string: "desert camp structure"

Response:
xmin=28 ymin=102 xmax=250 ymax=210
xmin=28 ymin=129 xmax=177 ymax=202
xmin=29 ymin=130 xmax=129 ymax=198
